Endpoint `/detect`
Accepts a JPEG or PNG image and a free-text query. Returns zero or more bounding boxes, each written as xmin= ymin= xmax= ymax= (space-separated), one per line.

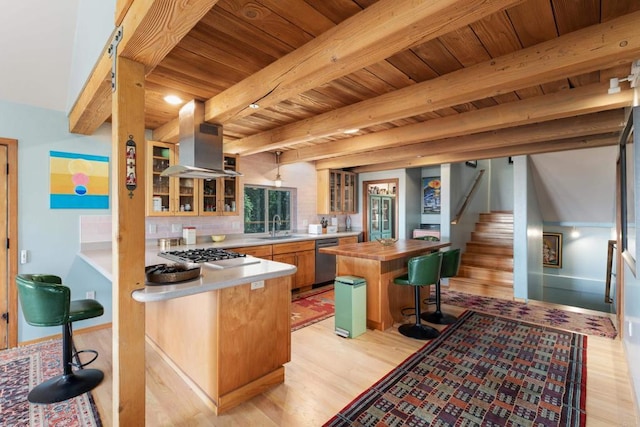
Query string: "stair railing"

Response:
xmin=451 ymin=169 xmax=485 ymax=225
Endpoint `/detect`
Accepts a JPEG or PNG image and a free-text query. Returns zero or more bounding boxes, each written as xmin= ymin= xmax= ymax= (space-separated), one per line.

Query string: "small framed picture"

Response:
xmin=465 ymin=160 xmax=477 ymax=168
xmin=543 ymin=232 xmax=563 ymax=268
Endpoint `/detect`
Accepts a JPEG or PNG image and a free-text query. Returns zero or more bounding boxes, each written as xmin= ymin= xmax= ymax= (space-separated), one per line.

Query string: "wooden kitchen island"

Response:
xmin=319 ymin=239 xmax=450 ymax=331
xmin=81 ymin=244 xmax=296 ymax=415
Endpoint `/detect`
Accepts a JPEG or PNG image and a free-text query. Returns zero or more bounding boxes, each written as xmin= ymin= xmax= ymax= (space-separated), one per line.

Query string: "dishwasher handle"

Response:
xmin=316 ymin=238 xmax=339 ymax=248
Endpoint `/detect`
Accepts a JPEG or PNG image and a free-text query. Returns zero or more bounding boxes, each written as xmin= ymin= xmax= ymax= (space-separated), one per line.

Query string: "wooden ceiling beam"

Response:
xmin=204 ymin=0 xmax=525 ymax=124
xmin=68 ymin=0 xmax=219 ymax=135
xmin=316 ymin=110 xmax=625 ymax=170
xmin=152 ymin=0 xmax=524 ymax=142
xmin=227 ymin=11 xmax=640 ymax=155
xmin=280 ymin=82 xmax=632 ymax=164
xmin=352 ymin=133 xmax=620 ymax=173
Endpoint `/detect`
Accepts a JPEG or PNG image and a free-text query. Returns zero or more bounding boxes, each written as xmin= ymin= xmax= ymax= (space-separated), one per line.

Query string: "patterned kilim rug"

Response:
xmin=0 ymin=339 xmax=102 ymax=426
xmin=291 ymin=286 xmax=335 ymax=331
xmin=325 ymin=310 xmax=587 ymax=427
xmin=440 ymin=288 xmax=617 ymax=339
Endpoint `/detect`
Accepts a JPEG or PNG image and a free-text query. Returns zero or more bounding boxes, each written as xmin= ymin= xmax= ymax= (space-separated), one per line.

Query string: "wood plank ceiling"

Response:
xmin=75 ymin=0 xmax=640 ymax=172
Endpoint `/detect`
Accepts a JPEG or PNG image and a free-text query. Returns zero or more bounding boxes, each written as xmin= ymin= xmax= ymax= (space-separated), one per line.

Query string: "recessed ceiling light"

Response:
xmin=343 ymin=128 xmax=360 ymax=134
xmin=164 ymin=95 xmax=183 ymax=105
xmin=249 ymin=103 xmax=260 ymax=109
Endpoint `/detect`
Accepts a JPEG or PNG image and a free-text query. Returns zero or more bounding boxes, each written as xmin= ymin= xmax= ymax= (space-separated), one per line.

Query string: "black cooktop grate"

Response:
xmin=159 ymin=248 xmax=247 ymax=263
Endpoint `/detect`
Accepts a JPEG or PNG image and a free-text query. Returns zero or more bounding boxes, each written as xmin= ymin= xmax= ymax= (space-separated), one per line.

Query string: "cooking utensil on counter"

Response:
xmin=145 ymin=263 xmax=201 ymax=285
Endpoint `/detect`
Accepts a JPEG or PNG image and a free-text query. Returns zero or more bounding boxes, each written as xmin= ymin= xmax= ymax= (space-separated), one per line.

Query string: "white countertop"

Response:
xmin=79 ymin=231 xmax=360 ymax=303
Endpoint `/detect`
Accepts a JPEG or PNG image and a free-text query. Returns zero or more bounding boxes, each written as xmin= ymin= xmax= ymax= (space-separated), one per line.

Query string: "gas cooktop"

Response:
xmin=158 ymin=248 xmax=261 ymax=269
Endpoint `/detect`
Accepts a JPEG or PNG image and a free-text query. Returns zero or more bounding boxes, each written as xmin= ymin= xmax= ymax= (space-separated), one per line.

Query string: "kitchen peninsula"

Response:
xmin=319 ymin=239 xmax=450 ymax=331
xmin=79 ymin=242 xmax=297 ymax=415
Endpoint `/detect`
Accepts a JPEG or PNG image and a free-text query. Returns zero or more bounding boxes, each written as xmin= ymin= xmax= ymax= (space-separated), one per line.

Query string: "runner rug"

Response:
xmin=291 ymin=286 xmax=335 ymax=331
xmin=325 ymin=310 xmax=587 ymax=427
xmin=440 ymin=288 xmax=617 ymax=339
xmin=0 ymin=339 xmax=102 ymax=426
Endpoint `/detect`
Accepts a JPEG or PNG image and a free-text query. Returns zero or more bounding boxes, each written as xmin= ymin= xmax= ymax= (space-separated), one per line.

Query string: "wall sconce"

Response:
xmin=608 ymin=59 xmax=640 ymax=94
xmin=570 ymin=226 xmax=580 ymax=238
xmin=274 ymin=151 xmax=282 ymax=187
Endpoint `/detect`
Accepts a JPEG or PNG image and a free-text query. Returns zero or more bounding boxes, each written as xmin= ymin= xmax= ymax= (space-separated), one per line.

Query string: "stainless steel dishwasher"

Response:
xmin=315 ymin=238 xmax=339 ymax=285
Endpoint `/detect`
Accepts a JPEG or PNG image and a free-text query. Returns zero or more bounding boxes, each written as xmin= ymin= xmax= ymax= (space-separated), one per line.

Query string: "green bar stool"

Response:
xmin=393 ymin=251 xmax=442 ymax=340
xmin=16 ymin=274 xmax=104 ymax=404
xmin=422 ymin=249 xmax=460 ymax=325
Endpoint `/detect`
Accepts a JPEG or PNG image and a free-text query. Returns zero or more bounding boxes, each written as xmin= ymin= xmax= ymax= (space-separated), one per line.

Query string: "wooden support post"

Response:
xmin=111 ymin=56 xmax=146 ymax=426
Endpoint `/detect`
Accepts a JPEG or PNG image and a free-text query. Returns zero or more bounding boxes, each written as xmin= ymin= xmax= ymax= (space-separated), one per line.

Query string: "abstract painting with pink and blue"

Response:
xmin=49 ymin=151 xmax=109 ymax=209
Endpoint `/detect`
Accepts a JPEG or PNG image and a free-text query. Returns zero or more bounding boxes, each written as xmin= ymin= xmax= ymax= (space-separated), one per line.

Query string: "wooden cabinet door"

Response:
xmin=199 ymin=154 xmax=239 ymax=216
xmin=228 ymin=245 xmax=273 ymax=259
xmin=295 ymin=249 xmax=315 ymax=289
xmin=147 ymin=141 xmax=198 ymax=216
xmin=273 ymin=253 xmax=297 ymax=289
xmin=339 ymin=236 xmax=358 ymax=245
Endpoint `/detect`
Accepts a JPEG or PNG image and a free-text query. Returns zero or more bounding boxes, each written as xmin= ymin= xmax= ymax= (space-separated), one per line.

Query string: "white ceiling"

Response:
xmin=0 ymin=0 xmax=79 ymax=112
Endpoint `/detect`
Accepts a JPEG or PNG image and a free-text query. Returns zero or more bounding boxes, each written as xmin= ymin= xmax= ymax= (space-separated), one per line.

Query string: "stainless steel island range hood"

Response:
xmin=160 ymin=100 xmax=242 ymax=179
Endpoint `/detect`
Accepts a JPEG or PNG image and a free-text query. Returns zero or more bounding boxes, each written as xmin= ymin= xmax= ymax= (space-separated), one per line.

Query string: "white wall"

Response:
xmin=513 ymin=155 xmax=543 ymax=301
xmin=67 ymin=0 xmax=116 ymax=111
xmin=542 ymin=224 xmax=615 ymax=311
xmin=1 ymin=100 xmax=113 ymax=342
xmin=449 ymin=160 xmax=490 ymax=252
xmin=623 ymin=100 xmax=640 ymax=413
xmin=490 ymin=157 xmax=514 ymax=211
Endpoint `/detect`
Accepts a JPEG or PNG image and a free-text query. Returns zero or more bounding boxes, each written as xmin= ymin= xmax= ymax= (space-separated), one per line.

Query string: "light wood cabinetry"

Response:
xmin=272 ymin=241 xmax=315 ymax=291
xmin=199 ymin=154 xmax=240 ymax=216
xmin=317 ymin=169 xmax=357 ymax=214
xmin=145 ymin=276 xmax=291 ymax=414
xmin=228 ymin=245 xmax=273 ymax=259
xmin=147 ymin=142 xmax=239 ymax=217
xmin=147 ymin=140 xmax=198 ymax=216
xmin=339 ymin=236 xmax=358 ymax=245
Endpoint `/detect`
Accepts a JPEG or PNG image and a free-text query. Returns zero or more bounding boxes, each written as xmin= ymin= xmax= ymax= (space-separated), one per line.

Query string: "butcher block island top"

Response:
xmin=320 ymin=239 xmax=451 ymax=331
xmin=319 ymin=239 xmax=450 ymax=261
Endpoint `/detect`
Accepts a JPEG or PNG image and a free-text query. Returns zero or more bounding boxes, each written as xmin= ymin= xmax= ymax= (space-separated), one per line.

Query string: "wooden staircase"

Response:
xmin=449 ymin=211 xmax=514 ymax=291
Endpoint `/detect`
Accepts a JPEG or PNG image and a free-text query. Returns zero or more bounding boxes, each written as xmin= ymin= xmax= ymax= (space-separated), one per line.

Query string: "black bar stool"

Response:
xmin=422 ymin=249 xmax=460 ymax=325
xmin=393 ymin=251 xmax=442 ymax=340
xmin=16 ymin=274 xmax=104 ymax=404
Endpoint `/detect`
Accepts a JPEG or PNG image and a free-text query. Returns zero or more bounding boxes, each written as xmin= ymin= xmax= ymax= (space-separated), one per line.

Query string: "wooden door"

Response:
xmin=0 ymin=144 xmax=7 ymax=349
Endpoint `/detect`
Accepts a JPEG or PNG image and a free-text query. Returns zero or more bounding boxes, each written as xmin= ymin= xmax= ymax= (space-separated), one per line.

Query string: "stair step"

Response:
xmin=475 ymin=223 xmax=513 ymax=232
xmin=446 ymin=277 xmax=514 ymax=297
xmin=466 ymin=242 xmax=514 ymax=255
xmin=458 ymin=265 xmax=513 ymax=284
xmin=471 ymin=231 xmax=513 ymax=242
xmin=462 ymin=253 xmax=513 ymax=271
xmin=479 ymin=212 xmax=513 ymax=223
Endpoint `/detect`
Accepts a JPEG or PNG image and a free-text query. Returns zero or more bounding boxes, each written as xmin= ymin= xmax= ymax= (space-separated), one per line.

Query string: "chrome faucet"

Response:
xmin=272 ymin=214 xmax=282 ymax=237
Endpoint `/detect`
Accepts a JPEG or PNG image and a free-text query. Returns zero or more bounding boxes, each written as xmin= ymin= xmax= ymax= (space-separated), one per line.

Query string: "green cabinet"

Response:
xmin=368 ymin=195 xmax=394 ymax=241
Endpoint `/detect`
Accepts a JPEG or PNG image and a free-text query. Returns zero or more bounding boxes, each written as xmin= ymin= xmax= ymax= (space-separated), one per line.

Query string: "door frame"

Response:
xmin=0 ymin=138 xmax=18 ymax=348
xmin=362 ymin=178 xmax=399 ymax=241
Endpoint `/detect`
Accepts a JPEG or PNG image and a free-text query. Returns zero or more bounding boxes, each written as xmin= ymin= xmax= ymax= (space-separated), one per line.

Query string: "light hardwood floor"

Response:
xmin=75 ymin=283 xmax=639 ymax=426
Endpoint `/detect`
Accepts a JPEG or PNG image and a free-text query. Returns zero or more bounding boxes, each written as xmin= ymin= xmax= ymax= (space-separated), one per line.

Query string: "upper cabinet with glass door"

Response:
xmin=146 ymin=141 xmax=198 ymax=217
xmin=199 ymin=154 xmax=240 ymax=216
xmin=317 ymin=169 xmax=357 ymax=214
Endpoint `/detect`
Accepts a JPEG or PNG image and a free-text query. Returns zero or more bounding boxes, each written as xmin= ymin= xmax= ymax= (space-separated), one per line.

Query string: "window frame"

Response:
xmin=243 ymin=184 xmax=295 ymax=234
